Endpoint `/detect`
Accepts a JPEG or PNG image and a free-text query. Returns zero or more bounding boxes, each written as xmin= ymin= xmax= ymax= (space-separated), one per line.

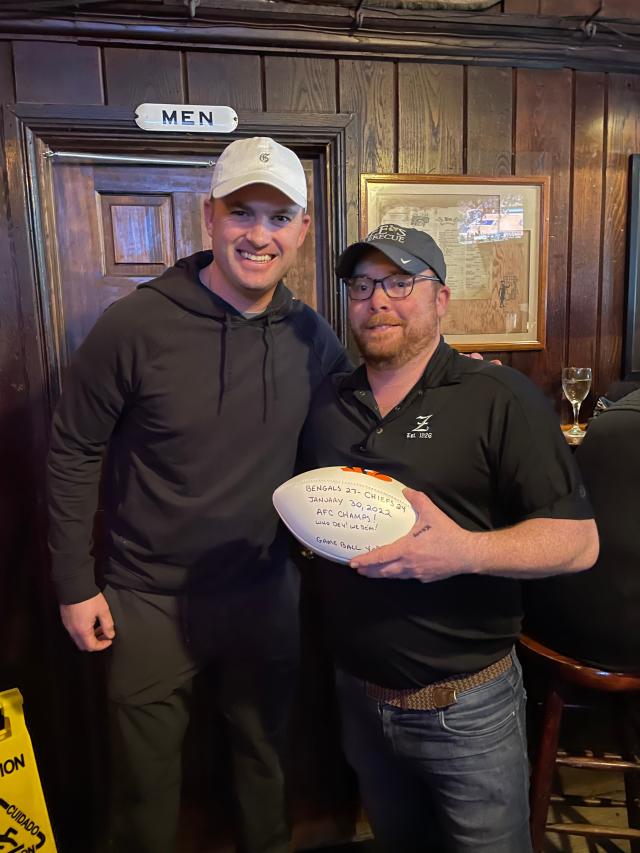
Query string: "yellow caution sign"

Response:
xmin=0 ymin=689 xmax=57 ymax=852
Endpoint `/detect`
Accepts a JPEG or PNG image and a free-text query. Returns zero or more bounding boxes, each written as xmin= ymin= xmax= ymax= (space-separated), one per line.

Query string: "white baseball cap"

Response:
xmin=211 ymin=137 xmax=307 ymax=208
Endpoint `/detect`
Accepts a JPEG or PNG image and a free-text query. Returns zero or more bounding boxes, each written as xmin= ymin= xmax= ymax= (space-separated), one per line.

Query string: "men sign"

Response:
xmin=135 ymin=103 xmax=238 ymax=133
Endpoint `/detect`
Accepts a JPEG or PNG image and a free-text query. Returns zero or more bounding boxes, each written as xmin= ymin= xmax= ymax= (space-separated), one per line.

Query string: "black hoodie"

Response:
xmin=48 ymin=251 xmax=350 ymax=605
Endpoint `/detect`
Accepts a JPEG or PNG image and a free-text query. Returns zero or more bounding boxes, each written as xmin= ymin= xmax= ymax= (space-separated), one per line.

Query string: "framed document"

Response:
xmin=361 ymin=174 xmax=550 ymax=351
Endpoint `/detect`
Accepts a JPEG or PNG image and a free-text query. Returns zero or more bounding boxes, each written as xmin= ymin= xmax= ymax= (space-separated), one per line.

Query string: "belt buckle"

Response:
xmin=431 ymin=687 xmax=457 ymax=709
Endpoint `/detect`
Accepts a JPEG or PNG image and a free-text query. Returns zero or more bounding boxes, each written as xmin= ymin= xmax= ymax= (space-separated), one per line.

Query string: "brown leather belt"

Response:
xmin=365 ymin=653 xmax=513 ymax=711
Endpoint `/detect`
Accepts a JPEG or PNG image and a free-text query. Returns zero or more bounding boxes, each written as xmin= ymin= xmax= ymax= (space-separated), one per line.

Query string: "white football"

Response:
xmin=273 ymin=466 xmax=416 ymax=564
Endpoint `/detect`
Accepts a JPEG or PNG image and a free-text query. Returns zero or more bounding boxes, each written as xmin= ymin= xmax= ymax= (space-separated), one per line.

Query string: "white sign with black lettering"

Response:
xmin=135 ymin=103 xmax=238 ymax=133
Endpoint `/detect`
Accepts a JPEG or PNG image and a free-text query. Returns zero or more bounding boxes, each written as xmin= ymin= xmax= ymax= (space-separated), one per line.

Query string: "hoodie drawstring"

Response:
xmin=218 ymin=314 xmax=231 ymax=414
xmin=262 ymin=315 xmax=277 ymax=421
xmin=217 ymin=313 xmax=276 ymax=421
xmin=139 ymin=258 xmax=292 ymax=421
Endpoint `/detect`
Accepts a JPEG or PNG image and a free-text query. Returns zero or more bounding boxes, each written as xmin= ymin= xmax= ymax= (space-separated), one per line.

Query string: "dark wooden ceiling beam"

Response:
xmin=2 ymin=6 xmax=640 ymax=72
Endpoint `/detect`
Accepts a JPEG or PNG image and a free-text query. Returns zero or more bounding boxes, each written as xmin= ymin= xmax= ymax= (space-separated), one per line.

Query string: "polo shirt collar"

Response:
xmin=339 ymin=336 xmax=462 ymax=395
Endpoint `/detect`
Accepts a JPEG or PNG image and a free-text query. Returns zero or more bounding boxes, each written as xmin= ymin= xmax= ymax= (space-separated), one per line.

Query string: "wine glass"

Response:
xmin=562 ymin=367 xmax=592 ymax=437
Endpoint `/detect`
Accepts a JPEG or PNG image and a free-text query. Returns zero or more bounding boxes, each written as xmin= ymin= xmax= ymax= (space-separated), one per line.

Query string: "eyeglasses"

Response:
xmin=343 ymin=273 xmax=441 ymax=301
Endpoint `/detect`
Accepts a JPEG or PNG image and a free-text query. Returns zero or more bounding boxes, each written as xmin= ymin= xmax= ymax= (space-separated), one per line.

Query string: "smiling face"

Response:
xmin=348 ymin=249 xmax=450 ymax=369
xmin=203 ymin=183 xmax=311 ymax=312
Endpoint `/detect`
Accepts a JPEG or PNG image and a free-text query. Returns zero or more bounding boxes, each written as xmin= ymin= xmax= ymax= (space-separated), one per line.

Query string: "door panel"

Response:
xmin=102 ymin=195 xmax=174 ymax=268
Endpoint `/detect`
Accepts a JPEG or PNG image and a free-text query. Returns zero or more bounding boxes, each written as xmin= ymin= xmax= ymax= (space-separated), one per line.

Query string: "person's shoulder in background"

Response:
xmin=587 ymin=380 xmax=640 ymax=424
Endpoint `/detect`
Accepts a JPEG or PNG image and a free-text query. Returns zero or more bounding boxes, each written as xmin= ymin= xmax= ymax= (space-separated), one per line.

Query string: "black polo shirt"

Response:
xmin=299 ymin=338 xmax=592 ymax=688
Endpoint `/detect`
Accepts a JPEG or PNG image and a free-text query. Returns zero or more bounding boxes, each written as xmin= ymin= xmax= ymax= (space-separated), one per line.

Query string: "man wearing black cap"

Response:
xmin=299 ymin=225 xmax=599 ymax=852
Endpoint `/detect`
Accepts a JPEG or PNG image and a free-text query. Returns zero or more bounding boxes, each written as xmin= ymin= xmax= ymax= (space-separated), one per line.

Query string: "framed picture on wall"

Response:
xmin=625 ymin=155 xmax=640 ymax=380
xmin=361 ymin=174 xmax=550 ymax=352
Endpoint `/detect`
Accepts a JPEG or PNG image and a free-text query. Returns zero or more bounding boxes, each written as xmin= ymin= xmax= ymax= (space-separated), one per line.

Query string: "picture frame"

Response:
xmin=625 ymin=155 xmax=640 ymax=380
xmin=361 ymin=174 xmax=550 ymax=352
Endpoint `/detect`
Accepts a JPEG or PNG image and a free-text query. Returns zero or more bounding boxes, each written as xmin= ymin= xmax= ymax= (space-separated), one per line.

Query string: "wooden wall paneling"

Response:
xmin=539 ymin=0 xmax=593 ymax=12
xmin=601 ymin=74 xmax=640 ymax=394
xmin=601 ymin=0 xmax=640 ymax=16
xmin=467 ymin=67 xmax=513 ymax=178
xmin=104 ymin=47 xmax=184 ymax=106
xmin=398 ymin=63 xmax=463 ymax=174
xmin=265 ymin=57 xmax=336 ymax=112
xmin=566 ymin=72 xmax=605 ymax=402
xmin=0 ymin=41 xmax=14 ymax=104
xmin=13 ymin=41 xmax=103 ymax=105
xmin=338 ymin=60 xmax=395 ymax=173
xmin=539 ymin=0 xmax=640 ymax=17
xmin=339 ymin=60 xmax=395 ymax=233
xmin=342 ymin=92 xmax=360 ymax=248
xmin=502 ymin=0 xmax=540 ymax=12
xmin=513 ymin=68 xmax=573 ymax=401
xmin=464 ymin=66 xmax=515 ymax=365
xmin=186 ymin=51 xmax=263 ymax=110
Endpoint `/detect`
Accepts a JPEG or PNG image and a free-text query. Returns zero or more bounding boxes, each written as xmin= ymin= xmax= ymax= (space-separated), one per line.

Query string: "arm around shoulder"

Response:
xmin=303 ymin=306 xmax=352 ymax=375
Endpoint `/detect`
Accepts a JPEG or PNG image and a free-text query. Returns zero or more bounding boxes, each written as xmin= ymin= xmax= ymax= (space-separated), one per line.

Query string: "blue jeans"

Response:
xmin=335 ymin=653 xmax=533 ymax=853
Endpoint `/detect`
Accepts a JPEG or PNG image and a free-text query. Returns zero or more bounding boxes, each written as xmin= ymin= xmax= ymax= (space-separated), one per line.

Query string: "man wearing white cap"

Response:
xmin=47 ymin=137 xmax=350 ymax=852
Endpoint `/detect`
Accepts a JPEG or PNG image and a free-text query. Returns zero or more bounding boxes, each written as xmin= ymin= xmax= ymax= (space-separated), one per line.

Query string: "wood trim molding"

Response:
xmin=3 ymin=10 xmax=640 ymax=73
xmin=4 ymin=103 xmax=355 ymax=408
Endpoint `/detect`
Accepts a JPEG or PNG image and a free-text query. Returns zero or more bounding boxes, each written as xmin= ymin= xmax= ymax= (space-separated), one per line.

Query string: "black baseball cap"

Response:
xmin=336 ymin=224 xmax=447 ymax=284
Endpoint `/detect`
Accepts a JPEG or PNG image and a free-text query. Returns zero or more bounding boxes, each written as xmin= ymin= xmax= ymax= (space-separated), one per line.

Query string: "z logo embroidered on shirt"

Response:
xmin=406 ymin=414 xmax=433 ymax=439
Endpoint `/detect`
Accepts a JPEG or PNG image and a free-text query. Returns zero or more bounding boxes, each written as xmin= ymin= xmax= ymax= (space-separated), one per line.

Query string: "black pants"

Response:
xmin=103 ymin=580 xmax=299 ymax=853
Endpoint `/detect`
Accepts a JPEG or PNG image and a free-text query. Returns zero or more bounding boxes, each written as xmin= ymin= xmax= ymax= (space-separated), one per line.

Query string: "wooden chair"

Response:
xmin=518 ymin=634 xmax=640 ymax=852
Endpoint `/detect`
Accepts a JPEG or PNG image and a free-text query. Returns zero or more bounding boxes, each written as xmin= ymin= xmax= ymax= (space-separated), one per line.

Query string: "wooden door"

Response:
xmin=46 ymin=155 xmax=357 ymax=851
xmin=50 ymin=157 xmax=324 ymax=365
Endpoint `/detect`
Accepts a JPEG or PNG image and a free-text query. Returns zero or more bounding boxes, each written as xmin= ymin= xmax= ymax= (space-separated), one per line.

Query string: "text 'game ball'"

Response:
xmin=272 ymin=466 xmax=416 ymax=564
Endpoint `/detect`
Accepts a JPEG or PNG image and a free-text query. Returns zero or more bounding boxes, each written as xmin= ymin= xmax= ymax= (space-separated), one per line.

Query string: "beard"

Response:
xmin=351 ymin=314 xmax=440 ymax=370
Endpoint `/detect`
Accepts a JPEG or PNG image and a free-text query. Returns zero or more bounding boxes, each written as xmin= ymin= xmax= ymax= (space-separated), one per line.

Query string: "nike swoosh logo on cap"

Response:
xmin=400 ymin=258 xmax=412 ymax=264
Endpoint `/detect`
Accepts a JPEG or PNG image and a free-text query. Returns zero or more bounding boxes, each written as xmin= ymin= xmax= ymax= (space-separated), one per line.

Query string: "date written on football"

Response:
xmin=272 ymin=466 xmax=416 ymax=563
